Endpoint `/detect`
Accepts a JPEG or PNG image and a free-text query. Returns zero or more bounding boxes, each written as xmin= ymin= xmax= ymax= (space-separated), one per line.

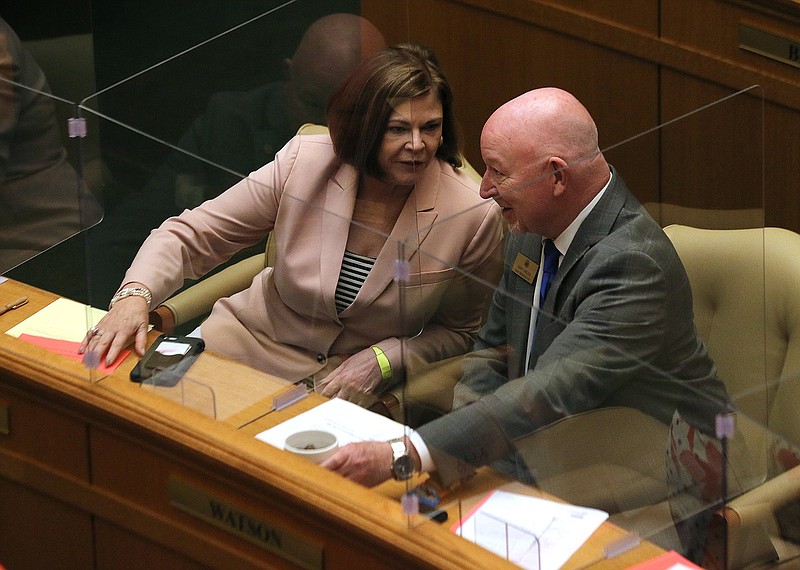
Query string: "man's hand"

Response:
xmin=322 ymin=438 xmax=422 ymax=488
xmin=321 ymin=441 xmax=394 ymax=487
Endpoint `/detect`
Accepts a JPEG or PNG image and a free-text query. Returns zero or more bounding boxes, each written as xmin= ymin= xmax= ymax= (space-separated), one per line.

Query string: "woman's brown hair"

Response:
xmin=327 ymin=43 xmax=462 ymax=178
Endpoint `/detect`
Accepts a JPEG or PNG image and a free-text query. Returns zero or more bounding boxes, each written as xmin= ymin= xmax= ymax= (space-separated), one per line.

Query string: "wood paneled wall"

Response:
xmin=362 ymin=0 xmax=800 ymax=232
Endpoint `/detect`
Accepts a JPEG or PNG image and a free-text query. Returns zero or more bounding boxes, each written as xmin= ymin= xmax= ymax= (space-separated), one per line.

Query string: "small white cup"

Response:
xmin=284 ymin=430 xmax=338 ymax=464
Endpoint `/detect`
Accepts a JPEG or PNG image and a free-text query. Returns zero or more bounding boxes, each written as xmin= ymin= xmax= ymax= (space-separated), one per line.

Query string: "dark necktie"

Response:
xmin=528 ymin=239 xmax=561 ymax=365
xmin=539 ymin=239 xmax=560 ymax=305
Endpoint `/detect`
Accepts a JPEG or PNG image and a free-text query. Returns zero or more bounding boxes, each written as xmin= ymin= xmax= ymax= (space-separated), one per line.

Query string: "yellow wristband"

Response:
xmin=371 ymin=345 xmax=392 ymax=382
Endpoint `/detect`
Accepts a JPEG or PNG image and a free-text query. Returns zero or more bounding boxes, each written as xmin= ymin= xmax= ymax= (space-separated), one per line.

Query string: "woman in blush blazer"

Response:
xmin=81 ymin=44 xmax=503 ymax=406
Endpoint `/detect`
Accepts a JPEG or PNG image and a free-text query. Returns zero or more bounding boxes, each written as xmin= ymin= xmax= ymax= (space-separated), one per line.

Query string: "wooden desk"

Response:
xmin=239 ymin=394 xmax=666 ymax=570
xmin=0 ymin=279 xmax=662 ymax=569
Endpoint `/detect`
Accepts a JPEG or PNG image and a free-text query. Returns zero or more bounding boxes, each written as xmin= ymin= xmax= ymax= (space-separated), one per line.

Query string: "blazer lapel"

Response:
xmin=388 ymin=158 xmax=439 ymax=262
xmin=542 ymin=168 xmax=628 ymax=311
xmin=319 ymin=163 xmax=359 ymax=314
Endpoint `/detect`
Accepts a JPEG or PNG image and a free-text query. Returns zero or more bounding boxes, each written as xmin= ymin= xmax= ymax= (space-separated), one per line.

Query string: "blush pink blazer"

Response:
xmin=125 ymin=134 xmax=503 ymax=382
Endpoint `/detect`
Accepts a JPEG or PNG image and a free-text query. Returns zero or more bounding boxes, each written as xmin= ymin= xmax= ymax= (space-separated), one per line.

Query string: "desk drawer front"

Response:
xmin=0 ymin=386 xmax=89 ymax=480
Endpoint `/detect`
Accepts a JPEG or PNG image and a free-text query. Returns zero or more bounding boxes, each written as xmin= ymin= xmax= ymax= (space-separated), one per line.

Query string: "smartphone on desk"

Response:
xmin=130 ymin=334 xmax=204 ymax=385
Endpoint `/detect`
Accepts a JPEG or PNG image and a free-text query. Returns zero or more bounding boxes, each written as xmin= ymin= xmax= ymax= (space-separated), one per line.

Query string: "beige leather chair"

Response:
xmin=499 ymin=225 xmax=800 ymax=568
xmin=644 ymin=203 xmax=764 ymax=230
xmin=664 ymin=225 xmax=800 ymax=569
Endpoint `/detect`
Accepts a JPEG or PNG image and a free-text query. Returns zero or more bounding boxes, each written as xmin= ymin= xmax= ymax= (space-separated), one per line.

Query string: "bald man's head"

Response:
xmin=479 ymin=88 xmax=609 ymax=237
xmin=284 ymin=14 xmax=386 ymax=127
xmin=485 ymin=88 xmax=600 ymax=168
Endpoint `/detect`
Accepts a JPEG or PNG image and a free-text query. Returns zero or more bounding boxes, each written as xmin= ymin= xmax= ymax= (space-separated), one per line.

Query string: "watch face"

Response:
xmin=392 ymin=455 xmax=415 ymax=480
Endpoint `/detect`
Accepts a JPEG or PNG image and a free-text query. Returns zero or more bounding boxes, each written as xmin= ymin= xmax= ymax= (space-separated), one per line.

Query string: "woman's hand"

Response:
xmin=79 ymin=295 xmax=149 ymax=367
xmin=317 ymin=347 xmax=383 ymax=404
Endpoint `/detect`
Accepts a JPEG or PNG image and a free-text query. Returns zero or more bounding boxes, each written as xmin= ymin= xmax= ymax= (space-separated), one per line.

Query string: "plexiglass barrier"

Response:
xmin=1 ymin=15 xmax=103 ymax=387
xmin=3 ymin=2 xmax=797 ymax=569
xmin=0 ymin=76 xmax=102 ymax=277
xmin=391 ymin=83 xmax=773 ymax=570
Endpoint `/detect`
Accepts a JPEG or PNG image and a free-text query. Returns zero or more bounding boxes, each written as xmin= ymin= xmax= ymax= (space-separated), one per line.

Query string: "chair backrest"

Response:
xmin=295 ymin=122 xmax=330 ymax=136
xmin=664 ymin=225 xmax=800 ymax=444
xmin=645 ymin=203 xmax=764 ymax=230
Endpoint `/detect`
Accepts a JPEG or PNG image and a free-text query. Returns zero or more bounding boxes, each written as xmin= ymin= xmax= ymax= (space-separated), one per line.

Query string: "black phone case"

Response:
xmin=130 ymin=334 xmax=205 ymax=384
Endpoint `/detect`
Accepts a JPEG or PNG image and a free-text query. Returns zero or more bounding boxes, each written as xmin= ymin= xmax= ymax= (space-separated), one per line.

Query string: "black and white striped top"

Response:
xmin=334 ymin=250 xmax=376 ymax=313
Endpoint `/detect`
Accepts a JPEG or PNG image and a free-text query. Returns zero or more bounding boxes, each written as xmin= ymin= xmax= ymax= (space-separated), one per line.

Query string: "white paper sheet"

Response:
xmin=453 ymin=490 xmax=608 ymax=570
xmin=255 ymin=398 xmax=408 ymax=449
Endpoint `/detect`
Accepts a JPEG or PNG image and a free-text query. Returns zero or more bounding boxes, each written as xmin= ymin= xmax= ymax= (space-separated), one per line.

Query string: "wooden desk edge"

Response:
xmin=0 ymin=279 xmax=664 ymax=569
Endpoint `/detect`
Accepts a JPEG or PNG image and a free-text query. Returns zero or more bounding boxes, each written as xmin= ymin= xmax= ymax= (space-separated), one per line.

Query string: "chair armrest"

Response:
xmin=148 ymin=253 xmax=265 ymax=333
xmin=728 ymin=464 xmax=800 ymax=513
xmin=149 ymin=305 xmax=177 ymax=334
xmin=708 ymin=464 xmax=800 ymax=568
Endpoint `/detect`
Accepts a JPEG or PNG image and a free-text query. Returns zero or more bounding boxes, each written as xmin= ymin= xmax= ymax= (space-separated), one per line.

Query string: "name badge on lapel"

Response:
xmin=512 ymin=253 xmax=537 ymax=284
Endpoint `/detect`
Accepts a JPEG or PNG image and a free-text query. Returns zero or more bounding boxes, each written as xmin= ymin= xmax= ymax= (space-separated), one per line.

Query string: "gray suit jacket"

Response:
xmin=418 ymin=168 xmax=731 ymax=484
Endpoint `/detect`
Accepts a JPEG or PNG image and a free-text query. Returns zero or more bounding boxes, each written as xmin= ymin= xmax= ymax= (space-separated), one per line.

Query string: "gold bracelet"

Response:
xmin=109 ymin=286 xmax=153 ymax=309
xmin=371 ymin=345 xmax=392 ymax=382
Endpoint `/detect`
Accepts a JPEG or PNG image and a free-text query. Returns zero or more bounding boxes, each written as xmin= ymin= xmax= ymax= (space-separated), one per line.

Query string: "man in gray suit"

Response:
xmin=323 ymin=87 xmax=731 ymax=488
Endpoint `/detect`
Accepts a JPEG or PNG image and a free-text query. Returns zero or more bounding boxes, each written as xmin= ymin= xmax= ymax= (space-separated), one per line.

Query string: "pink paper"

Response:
xmin=18 ymin=333 xmax=130 ymax=374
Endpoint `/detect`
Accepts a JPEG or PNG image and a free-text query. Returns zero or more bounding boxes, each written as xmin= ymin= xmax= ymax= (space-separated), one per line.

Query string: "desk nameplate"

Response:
xmin=168 ymin=478 xmax=323 ymax=570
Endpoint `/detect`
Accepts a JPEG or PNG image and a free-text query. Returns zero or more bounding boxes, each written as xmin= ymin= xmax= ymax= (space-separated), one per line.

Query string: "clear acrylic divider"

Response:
xmin=138 ymin=372 xmax=218 ymax=420
xmin=0 ymin=83 xmax=102 ymax=275
xmin=79 ymin=1 xmax=370 ymax=313
xmin=0 ymin=38 xmax=103 ymax=384
xmin=72 ymin=2 xmax=391 ymax=415
xmin=394 ymin=84 xmax=775 ymax=570
xmin=7 ymin=4 xmax=795 ymax=569
xmin=458 ymin=508 xmax=545 ymax=569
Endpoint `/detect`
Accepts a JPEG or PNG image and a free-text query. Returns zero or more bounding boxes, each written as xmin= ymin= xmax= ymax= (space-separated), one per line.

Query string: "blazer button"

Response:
xmin=316 ymin=354 xmax=327 ymax=364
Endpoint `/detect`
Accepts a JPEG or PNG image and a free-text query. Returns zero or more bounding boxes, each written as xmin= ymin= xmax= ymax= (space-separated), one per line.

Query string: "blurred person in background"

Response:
xmin=0 ymin=16 xmax=100 ymax=273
